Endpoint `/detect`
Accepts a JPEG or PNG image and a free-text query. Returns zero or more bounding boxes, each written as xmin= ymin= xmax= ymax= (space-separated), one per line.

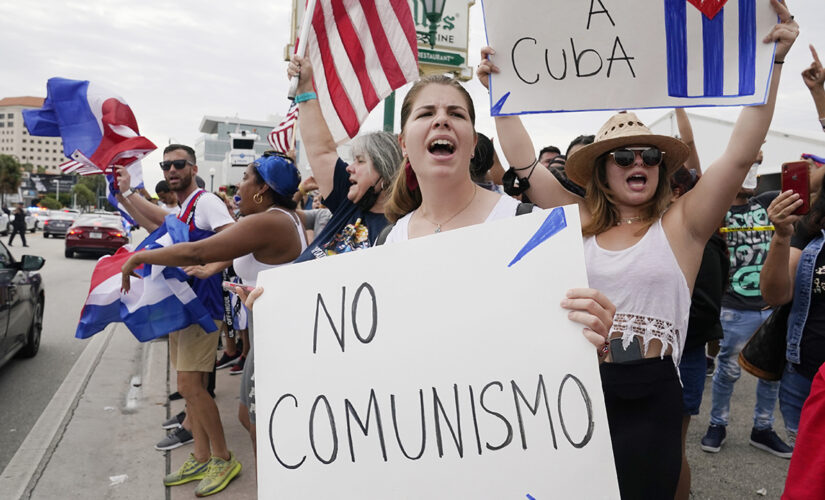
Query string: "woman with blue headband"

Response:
xmin=122 ymin=151 xmax=308 ymax=461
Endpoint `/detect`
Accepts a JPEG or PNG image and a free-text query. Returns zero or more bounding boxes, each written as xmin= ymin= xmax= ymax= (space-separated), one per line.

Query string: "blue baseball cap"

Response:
xmin=252 ymin=152 xmax=301 ymax=197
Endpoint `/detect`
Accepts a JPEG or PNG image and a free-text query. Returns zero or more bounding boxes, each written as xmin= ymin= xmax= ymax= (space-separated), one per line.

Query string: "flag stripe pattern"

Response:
xmin=76 ymin=215 xmax=217 ymax=342
xmin=664 ymin=0 xmax=757 ymax=98
xmin=305 ymin=0 xmax=418 ymax=143
xmin=267 ymin=104 xmax=299 ymax=153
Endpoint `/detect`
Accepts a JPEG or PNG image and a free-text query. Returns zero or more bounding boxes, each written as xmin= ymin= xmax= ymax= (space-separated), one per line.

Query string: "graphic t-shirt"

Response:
xmin=721 ymin=191 xmax=778 ymax=310
xmin=791 ymin=224 xmax=825 ymax=379
xmin=295 ymin=158 xmax=388 ymax=262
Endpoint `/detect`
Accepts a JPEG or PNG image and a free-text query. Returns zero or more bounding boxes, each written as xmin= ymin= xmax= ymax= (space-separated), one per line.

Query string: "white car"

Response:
xmin=0 ymin=212 xmax=9 ymax=236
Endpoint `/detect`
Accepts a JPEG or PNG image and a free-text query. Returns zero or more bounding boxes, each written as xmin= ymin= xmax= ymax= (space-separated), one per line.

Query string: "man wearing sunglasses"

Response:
xmin=115 ymin=144 xmax=240 ymax=495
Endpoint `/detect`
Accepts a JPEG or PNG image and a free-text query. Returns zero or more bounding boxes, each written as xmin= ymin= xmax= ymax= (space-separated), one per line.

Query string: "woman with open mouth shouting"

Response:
xmin=287 ymin=56 xmax=403 ymax=261
xmin=477 ymin=0 xmax=798 ymax=497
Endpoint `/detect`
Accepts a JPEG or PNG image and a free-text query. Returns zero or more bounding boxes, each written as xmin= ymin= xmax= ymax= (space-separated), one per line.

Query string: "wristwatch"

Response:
xmin=121 ymin=188 xmax=135 ymax=198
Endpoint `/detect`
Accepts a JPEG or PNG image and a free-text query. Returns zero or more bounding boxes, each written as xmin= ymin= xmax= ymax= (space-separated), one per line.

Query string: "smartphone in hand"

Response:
xmin=221 ymin=281 xmax=254 ymax=294
xmin=781 ymin=161 xmax=810 ymax=215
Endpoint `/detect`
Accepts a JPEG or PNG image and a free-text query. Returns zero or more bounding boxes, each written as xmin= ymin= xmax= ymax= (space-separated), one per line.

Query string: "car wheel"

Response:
xmin=18 ymin=298 xmax=43 ymax=358
xmin=65 ymin=248 xmax=73 ymax=258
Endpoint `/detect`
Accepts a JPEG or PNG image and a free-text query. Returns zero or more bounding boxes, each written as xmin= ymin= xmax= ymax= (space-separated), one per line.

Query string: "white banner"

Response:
xmin=482 ymin=0 xmax=777 ymax=115
xmin=255 ymin=205 xmax=619 ymax=499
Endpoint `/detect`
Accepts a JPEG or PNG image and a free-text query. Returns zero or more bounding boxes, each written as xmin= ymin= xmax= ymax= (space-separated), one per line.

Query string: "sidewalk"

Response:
xmin=4 ymin=324 xmax=256 ymax=499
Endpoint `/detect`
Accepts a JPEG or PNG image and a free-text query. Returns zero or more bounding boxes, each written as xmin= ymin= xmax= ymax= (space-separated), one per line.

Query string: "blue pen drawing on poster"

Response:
xmin=664 ymin=0 xmax=757 ymax=97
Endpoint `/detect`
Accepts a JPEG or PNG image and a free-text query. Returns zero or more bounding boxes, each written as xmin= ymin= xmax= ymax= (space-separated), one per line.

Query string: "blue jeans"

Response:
xmin=679 ymin=345 xmax=707 ymax=415
xmin=779 ymin=363 xmax=813 ymax=436
xmin=709 ymin=307 xmax=779 ymax=429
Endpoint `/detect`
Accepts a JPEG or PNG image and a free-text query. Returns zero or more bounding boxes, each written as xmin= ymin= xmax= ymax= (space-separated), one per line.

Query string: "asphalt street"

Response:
xmin=0 ymin=228 xmax=101 ymax=470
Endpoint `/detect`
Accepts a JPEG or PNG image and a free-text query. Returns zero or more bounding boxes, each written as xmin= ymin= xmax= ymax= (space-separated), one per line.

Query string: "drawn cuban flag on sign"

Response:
xmin=665 ymin=0 xmax=757 ymax=98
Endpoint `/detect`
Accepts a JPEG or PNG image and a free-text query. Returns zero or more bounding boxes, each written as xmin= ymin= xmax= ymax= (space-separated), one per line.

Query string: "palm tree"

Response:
xmin=0 ymin=155 xmax=23 ymax=207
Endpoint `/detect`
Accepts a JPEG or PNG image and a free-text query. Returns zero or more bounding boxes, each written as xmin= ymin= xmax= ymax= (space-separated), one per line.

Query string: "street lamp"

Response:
xmin=209 ymin=168 xmax=216 ymax=192
xmin=420 ymin=0 xmax=446 ymax=49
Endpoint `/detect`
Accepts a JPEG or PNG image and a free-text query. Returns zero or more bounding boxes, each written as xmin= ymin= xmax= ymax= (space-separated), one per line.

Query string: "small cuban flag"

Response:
xmin=22 ymin=77 xmax=156 ymax=175
xmin=664 ymin=0 xmax=757 ymax=98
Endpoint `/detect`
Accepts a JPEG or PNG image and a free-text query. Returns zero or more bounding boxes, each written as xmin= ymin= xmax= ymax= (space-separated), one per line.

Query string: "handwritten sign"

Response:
xmin=254 ymin=206 xmax=620 ymax=499
xmin=482 ymin=0 xmax=777 ymax=116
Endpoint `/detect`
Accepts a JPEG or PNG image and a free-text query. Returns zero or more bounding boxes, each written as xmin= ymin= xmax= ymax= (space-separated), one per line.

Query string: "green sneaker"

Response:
xmin=164 ymin=453 xmax=209 ymax=486
xmin=194 ymin=452 xmax=242 ymax=497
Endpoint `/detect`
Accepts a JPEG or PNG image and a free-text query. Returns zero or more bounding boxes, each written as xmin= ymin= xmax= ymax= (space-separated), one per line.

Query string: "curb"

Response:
xmin=0 ymin=325 xmax=113 ymax=499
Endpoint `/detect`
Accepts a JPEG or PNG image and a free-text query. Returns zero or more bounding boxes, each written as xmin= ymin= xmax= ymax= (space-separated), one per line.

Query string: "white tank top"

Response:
xmin=232 ymin=207 xmax=307 ymax=287
xmin=583 ymin=218 xmax=691 ymax=366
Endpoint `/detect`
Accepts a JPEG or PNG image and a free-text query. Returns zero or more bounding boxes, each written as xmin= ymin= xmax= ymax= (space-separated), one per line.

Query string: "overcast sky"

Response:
xmin=2 ymin=1 xmax=823 ymax=193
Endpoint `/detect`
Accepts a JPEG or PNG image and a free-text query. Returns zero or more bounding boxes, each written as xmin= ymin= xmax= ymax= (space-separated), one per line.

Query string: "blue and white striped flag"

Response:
xmin=664 ymin=0 xmax=757 ymax=98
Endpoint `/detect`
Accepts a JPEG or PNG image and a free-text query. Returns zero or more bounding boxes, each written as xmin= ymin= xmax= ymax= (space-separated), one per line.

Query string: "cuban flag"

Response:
xmin=105 ymin=164 xmax=145 ymax=229
xmin=664 ymin=0 xmax=757 ymax=98
xmin=22 ymin=77 xmax=156 ymax=175
xmin=76 ymin=214 xmax=218 ymax=342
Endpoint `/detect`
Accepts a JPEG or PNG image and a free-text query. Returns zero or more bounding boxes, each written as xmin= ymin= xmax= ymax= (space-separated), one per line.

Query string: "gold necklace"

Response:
xmin=615 ymin=216 xmax=643 ymax=226
xmin=420 ymin=186 xmax=478 ymax=233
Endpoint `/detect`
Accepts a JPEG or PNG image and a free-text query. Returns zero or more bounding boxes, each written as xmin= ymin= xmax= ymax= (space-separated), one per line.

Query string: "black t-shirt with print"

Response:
xmin=791 ymin=223 xmax=825 ymax=379
xmin=295 ymin=158 xmax=388 ymax=263
xmin=721 ymin=191 xmax=778 ymax=310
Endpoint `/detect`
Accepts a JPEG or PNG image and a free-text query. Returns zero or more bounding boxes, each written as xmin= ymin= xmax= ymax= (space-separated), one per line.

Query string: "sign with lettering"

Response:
xmin=482 ymin=0 xmax=778 ymax=116
xmin=255 ymin=206 xmax=620 ymax=499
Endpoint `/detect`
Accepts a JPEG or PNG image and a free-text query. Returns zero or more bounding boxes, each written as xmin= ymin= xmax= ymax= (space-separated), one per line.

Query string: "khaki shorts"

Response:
xmin=169 ymin=320 xmax=222 ymax=372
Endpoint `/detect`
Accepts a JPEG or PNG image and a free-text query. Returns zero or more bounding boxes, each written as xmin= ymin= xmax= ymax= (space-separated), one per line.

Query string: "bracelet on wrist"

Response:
xmin=774 ymin=59 xmax=784 ymax=65
xmin=122 ymin=188 xmax=135 ymax=198
xmin=295 ymin=92 xmax=318 ymax=103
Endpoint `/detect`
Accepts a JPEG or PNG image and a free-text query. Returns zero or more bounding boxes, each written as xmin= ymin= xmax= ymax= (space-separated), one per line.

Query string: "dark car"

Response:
xmin=43 ymin=211 xmax=80 ymax=238
xmin=0 ymin=242 xmax=45 ymax=369
xmin=65 ymin=214 xmax=129 ymax=258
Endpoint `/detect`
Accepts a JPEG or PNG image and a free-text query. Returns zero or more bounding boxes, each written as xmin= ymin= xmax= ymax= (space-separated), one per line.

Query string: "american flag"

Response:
xmin=303 ymin=0 xmax=419 ymax=143
xmin=267 ymin=104 xmax=299 ymax=154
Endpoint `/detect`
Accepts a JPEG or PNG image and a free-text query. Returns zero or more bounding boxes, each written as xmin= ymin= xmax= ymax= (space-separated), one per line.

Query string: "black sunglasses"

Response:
xmin=609 ymin=147 xmax=664 ymax=167
xmin=159 ymin=159 xmax=193 ymax=171
xmin=260 ymin=150 xmax=292 ymax=161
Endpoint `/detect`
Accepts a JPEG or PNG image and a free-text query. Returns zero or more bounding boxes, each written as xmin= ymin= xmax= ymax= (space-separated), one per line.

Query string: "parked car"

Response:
xmin=0 ymin=211 xmax=9 ymax=236
xmin=42 ymin=211 xmax=80 ymax=238
xmin=2 ymin=208 xmax=37 ymax=234
xmin=0 ymin=241 xmax=45 ymax=369
xmin=65 ymin=214 xmax=129 ymax=258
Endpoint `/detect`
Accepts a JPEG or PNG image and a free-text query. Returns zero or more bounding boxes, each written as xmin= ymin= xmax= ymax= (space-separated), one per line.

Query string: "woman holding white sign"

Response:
xmin=477 ymin=0 xmax=797 ymax=497
xmin=379 ymin=74 xmax=616 ymax=353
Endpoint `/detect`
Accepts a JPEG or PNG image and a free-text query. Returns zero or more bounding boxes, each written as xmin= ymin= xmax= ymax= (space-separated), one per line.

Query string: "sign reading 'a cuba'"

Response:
xmin=482 ymin=0 xmax=777 ymax=116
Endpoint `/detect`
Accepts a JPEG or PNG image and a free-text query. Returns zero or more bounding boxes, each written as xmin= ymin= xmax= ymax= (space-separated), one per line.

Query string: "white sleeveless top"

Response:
xmin=583 ymin=218 xmax=691 ymax=366
xmin=385 ymin=195 xmax=524 ymax=242
xmin=233 ymin=207 xmax=307 ymax=287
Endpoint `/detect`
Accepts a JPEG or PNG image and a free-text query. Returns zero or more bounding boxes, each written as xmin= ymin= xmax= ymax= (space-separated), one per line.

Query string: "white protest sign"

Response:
xmin=482 ymin=0 xmax=778 ymax=116
xmin=254 ymin=205 xmax=620 ymax=499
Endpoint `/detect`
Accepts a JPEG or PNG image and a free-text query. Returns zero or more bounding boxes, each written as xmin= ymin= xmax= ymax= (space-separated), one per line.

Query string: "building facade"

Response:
xmin=194 ymin=116 xmax=280 ymax=189
xmin=0 ymin=97 xmax=65 ymax=174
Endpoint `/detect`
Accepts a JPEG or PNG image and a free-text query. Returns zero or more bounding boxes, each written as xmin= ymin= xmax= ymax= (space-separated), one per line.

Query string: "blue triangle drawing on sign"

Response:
xmin=491 ymin=92 xmax=511 ymax=115
xmin=508 ymin=207 xmax=567 ymax=267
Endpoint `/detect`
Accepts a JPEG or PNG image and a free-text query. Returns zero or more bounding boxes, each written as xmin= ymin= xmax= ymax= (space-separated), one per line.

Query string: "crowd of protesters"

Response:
xmin=111 ymin=1 xmax=825 ymax=497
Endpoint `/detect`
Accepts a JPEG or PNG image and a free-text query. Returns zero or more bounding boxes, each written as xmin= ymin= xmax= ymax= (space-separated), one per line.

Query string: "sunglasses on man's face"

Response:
xmin=609 ymin=147 xmax=664 ymax=168
xmin=159 ymin=159 xmax=193 ymax=171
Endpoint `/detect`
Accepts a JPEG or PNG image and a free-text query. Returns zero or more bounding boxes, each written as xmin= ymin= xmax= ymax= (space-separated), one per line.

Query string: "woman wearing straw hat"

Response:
xmin=478 ymin=1 xmax=798 ymax=496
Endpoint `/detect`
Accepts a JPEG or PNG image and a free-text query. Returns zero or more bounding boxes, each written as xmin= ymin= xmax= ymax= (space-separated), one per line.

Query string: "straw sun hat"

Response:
xmin=565 ymin=111 xmax=690 ymax=188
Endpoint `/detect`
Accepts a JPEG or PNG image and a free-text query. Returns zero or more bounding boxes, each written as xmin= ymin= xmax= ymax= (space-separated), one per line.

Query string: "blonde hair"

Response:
xmin=581 ymin=156 xmax=672 ymax=236
xmin=384 ymin=75 xmax=476 ymax=224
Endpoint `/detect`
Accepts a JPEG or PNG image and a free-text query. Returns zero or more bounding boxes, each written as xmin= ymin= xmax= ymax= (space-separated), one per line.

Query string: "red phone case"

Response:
xmin=781 ymin=161 xmax=810 ymax=215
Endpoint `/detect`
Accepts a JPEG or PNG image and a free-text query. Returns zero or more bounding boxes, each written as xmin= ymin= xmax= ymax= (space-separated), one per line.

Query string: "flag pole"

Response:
xmin=288 ymin=0 xmax=318 ymax=100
